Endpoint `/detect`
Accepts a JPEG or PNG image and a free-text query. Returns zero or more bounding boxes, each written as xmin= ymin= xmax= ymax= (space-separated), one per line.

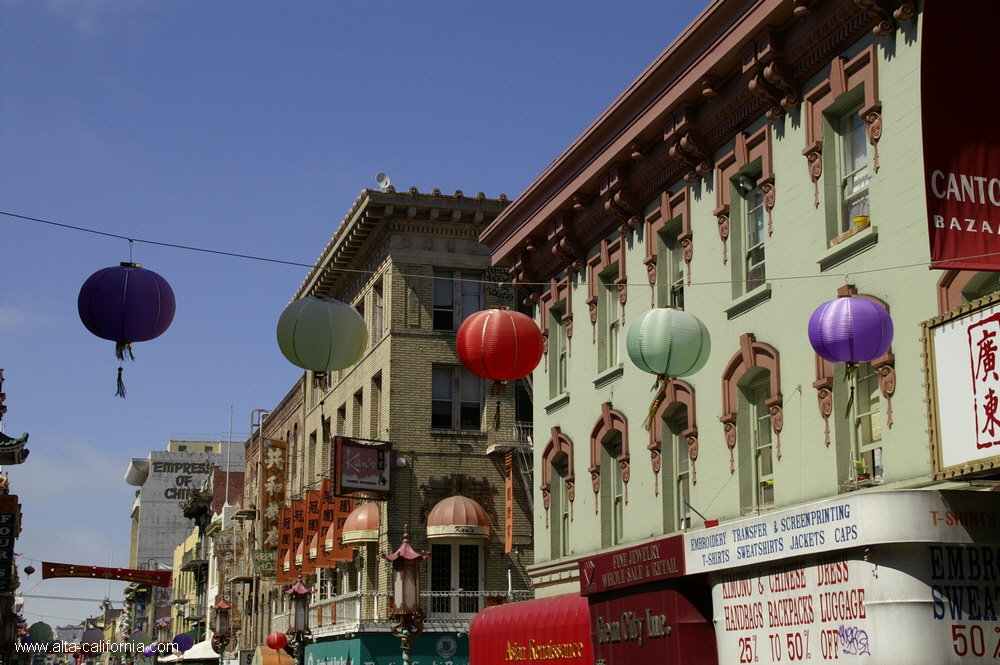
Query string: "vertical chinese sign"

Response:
xmin=504 ymin=452 xmax=513 ymax=554
xmin=259 ymin=439 xmax=286 ymax=581
xmin=923 ymin=1 xmax=1000 ymax=270
xmin=970 ymin=312 xmax=1000 ymax=449
xmin=925 ymin=300 xmax=1000 ymax=478
xmin=0 ymin=495 xmax=19 ymax=592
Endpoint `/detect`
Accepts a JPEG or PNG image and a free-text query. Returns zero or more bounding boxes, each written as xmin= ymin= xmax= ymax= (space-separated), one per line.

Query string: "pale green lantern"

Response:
xmin=626 ymin=308 xmax=711 ymax=429
xmin=626 ymin=307 xmax=711 ymax=377
xmin=276 ymin=296 xmax=368 ymax=372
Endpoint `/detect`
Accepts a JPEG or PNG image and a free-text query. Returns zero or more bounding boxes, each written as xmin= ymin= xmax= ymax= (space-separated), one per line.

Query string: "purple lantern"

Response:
xmin=808 ymin=296 xmax=893 ymax=364
xmin=142 ymin=644 xmax=158 ymax=658
xmin=78 ymin=262 xmax=175 ymax=397
xmin=172 ymin=633 xmax=194 ymax=653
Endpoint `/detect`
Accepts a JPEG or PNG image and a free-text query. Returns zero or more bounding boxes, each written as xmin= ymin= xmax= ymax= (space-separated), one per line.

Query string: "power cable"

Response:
xmin=2 ymin=208 xmax=986 ymax=292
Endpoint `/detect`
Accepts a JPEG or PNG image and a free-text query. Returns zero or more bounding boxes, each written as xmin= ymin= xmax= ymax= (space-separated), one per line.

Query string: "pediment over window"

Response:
xmin=721 ymin=333 xmax=784 ymax=472
xmin=589 ymin=403 xmax=630 ymax=511
xmin=540 ymin=426 xmax=575 ymax=526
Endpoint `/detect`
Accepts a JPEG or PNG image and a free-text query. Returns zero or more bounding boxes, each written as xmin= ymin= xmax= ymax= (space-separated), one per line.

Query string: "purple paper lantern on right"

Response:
xmin=807 ymin=296 xmax=893 ymax=364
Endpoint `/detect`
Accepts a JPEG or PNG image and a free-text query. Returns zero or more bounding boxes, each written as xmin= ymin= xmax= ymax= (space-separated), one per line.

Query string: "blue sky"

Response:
xmin=0 ymin=0 xmax=707 ymax=627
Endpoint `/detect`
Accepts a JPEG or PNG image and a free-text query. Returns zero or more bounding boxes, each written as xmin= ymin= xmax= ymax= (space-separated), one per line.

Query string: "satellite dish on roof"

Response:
xmin=376 ymin=173 xmax=391 ymax=191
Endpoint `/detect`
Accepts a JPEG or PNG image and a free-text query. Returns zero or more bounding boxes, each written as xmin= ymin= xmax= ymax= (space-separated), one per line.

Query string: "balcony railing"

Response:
xmin=486 ymin=421 xmax=533 ymax=454
xmin=181 ymin=546 xmax=208 ymax=572
xmin=272 ymin=589 xmax=534 ymax=638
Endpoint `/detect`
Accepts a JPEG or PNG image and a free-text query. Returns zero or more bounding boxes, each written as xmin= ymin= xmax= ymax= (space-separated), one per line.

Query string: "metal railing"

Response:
xmin=273 ymin=589 xmax=534 ymax=637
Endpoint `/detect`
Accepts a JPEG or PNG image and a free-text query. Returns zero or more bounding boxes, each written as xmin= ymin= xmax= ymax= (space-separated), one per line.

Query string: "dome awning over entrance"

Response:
xmin=426 ymin=495 xmax=489 ymax=539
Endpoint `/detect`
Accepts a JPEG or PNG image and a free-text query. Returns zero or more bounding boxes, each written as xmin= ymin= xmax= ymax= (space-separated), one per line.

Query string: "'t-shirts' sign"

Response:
xmin=925 ymin=300 xmax=1000 ymax=476
xmin=923 ymin=1 xmax=1000 ymax=270
xmin=684 ymin=490 xmax=1000 ymax=575
xmin=578 ymin=535 xmax=684 ymax=596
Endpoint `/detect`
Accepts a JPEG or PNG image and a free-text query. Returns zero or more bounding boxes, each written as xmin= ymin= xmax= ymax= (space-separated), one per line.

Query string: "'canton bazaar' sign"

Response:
xmin=924 ymin=298 xmax=1000 ymax=477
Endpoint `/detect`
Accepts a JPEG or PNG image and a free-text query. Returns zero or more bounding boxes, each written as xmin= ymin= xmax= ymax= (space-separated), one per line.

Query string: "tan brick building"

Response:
xmin=236 ymin=187 xmax=535 ymax=663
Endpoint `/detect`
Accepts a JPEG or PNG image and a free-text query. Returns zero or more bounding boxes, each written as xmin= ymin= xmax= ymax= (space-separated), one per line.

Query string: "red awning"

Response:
xmin=469 ymin=594 xmax=592 ymax=665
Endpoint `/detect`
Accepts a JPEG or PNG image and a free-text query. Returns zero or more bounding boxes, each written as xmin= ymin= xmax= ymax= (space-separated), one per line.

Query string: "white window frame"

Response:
xmin=839 ymin=108 xmax=871 ymax=234
xmin=657 ymin=228 xmax=685 ymax=310
xmin=431 ymin=366 xmax=483 ymax=431
xmin=428 ymin=540 xmax=483 ymax=618
xmin=433 ymin=270 xmax=482 ymax=331
xmin=744 ymin=184 xmax=766 ymax=294
xmin=751 ymin=379 xmax=774 ymax=507
xmin=549 ymin=305 xmax=568 ymax=398
xmin=598 ymin=271 xmax=620 ymax=372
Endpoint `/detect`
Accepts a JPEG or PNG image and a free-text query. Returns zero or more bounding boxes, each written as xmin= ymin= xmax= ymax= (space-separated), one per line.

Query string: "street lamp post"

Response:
xmin=210 ymin=599 xmax=231 ymax=656
xmin=381 ymin=526 xmax=430 ymax=665
xmin=284 ymin=579 xmax=312 ymax=665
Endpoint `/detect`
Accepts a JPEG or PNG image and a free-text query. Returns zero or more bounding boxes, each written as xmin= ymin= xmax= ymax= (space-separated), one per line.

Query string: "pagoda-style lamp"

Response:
xmin=211 ymin=599 xmax=231 ymax=652
xmin=284 ymin=578 xmax=313 ymax=665
xmin=381 ymin=525 xmax=430 ymax=665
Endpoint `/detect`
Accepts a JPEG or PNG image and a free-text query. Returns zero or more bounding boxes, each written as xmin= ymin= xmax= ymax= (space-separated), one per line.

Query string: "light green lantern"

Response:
xmin=27 ymin=622 xmax=53 ymax=644
xmin=276 ymin=296 xmax=368 ymax=372
xmin=626 ymin=308 xmax=711 ymax=428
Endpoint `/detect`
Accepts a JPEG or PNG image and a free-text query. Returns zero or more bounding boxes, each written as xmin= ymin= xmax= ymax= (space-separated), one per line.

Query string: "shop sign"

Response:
xmin=578 ymin=535 xmax=684 ymax=596
xmin=714 ymin=542 xmax=1000 ymax=664
xmin=589 ymin=588 xmax=716 ymax=665
xmin=923 ymin=0 xmax=1000 ymax=271
xmin=684 ymin=490 xmax=1000 ymax=575
xmin=306 ymin=631 xmax=467 ymax=665
xmin=332 ymin=437 xmax=392 ymax=498
xmin=923 ymin=299 xmax=1000 ymax=478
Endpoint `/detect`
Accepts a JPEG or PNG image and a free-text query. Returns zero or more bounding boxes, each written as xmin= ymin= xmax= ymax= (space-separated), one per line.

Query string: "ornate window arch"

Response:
xmin=586 ymin=238 xmax=627 ymax=341
xmin=648 ymin=380 xmax=699 ymax=495
xmin=714 ymin=124 xmax=776 ymax=264
xmin=802 ymin=45 xmax=881 ymax=208
xmin=644 ymin=188 xmax=694 ymax=302
xmin=588 ymin=403 xmax=630 ymax=511
xmin=539 ymin=276 xmax=574 ymax=362
xmin=721 ymin=333 xmax=783 ymax=473
xmin=540 ymin=426 xmax=575 ymax=527
xmin=937 ymin=270 xmax=1000 ymax=314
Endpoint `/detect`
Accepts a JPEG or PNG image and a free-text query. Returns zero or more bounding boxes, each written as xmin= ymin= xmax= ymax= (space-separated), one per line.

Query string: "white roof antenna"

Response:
xmin=376 ymin=172 xmax=391 ymax=191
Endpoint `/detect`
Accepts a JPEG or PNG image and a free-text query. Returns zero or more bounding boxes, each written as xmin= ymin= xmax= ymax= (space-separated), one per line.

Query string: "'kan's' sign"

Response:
xmin=923 ymin=1 xmax=1000 ymax=270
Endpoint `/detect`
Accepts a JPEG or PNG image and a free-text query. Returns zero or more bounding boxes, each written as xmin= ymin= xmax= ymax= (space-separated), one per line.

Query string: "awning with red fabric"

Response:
xmin=469 ymin=594 xmax=592 ymax=665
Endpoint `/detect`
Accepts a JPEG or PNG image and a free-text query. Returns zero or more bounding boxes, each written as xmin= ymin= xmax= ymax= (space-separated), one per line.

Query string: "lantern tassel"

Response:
xmin=843 ymin=363 xmax=858 ymax=419
xmin=115 ymin=342 xmax=135 ymax=362
xmin=116 ymin=367 xmax=127 ymax=399
xmin=643 ymin=375 xmax=669 ymax=431
xmin=492 ymin=400 xmax=502 ymax=431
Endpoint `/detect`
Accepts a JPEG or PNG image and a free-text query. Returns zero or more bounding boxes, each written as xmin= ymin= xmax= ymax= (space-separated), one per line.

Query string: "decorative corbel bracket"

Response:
xmin=508 ymin=239 xmax=542 ymax=306
xmin=601 ymin=165 xmax=641 ymax=235
xmin=813 ymin=355 xmax=834 ymax=448
xmin=548 ymin=213 xmax=585 ymax=275
xmin=855 ymin=0 xmax=917 ymax=38
xmin=665 ymin=105 xmax=711 ymax=183
xmin=716 ymin=205 xmax=730 ymax=265
xmin=743 ymin=31 xmax=799 ymax=121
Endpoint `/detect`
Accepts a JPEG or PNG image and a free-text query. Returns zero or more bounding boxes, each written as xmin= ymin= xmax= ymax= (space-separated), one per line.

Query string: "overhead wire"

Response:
xmin=1 ymin=208 xmax=988 ymax=292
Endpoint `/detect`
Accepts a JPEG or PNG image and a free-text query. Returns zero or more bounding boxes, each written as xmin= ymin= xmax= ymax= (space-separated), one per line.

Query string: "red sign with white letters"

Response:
xmin=923 ymin=1 xmax=1000 ymax=270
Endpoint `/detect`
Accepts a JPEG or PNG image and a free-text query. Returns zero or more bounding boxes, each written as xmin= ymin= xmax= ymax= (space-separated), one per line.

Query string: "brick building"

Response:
xmin=236 ymin=187 xmax=534 ymax=665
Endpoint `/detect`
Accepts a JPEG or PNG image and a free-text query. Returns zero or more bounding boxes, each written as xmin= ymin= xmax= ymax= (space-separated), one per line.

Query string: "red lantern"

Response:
xmin=78 ymin=262 xmax=176 ymax=397
xmin=456 ymin=307 xmax=543 ymax=386
xmin=266 ymin=632 xmax=288 ymax=650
